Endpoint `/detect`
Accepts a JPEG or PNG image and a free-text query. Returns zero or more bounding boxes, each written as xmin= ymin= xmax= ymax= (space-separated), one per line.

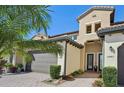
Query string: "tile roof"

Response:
xmin=77 ymin=6 xmax=114 ymax=21
xmin=48 ymin=36 xmax=83 ymax=49
xmin=97 ymin=23 xmax=124 ymax=37
xmin=49 ymin=30 xmax=79 ymax=38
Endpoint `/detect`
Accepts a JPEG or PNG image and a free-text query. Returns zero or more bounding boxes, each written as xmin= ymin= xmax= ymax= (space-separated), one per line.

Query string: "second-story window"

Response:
xmin=86 ymin=24 xmax=92 ymax=34
xmin=95 ymin=22 xmax=101 ymax=31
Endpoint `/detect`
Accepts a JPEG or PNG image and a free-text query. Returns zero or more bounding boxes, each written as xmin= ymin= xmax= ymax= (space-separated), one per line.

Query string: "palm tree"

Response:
xmin=0 ymin=5 xmax=62 ymax=64
xmin=0 ymin=5 xmax=51 ymax=34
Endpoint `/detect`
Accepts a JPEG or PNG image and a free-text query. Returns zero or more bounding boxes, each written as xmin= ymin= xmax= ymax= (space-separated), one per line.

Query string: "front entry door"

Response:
xmin=87 ymin=54 xmax=94 ymax=70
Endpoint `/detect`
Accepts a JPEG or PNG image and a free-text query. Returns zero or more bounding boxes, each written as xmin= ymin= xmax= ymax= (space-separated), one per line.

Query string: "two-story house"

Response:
xmin=14 ymin=6 xmax=124 ymax=85
xmin=77 ymin=6 xmax=114 ymax=72
xmin=28 ymin=6 xmax=115 ymax=75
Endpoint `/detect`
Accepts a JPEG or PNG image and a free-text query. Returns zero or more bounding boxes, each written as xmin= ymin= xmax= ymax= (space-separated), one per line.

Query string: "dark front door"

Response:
xmin=98 ymin=53 xmax=102 ymax=71
xmin=118 ymin=44 xmax=124 ymax=85
xmin=25 ymin=62 xmax=32 ymax=72
xmin=87 ymin=54 xmax=94 ymax=70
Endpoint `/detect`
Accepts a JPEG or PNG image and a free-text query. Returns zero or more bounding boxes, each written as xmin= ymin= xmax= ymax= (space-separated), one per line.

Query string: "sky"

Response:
xmin=28 ymin=5 xmax=124 ymax=38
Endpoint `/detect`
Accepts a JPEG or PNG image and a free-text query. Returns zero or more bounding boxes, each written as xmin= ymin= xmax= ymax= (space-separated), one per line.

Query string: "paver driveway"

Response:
xmin=0 ymin=72 xmax=96 ymax=87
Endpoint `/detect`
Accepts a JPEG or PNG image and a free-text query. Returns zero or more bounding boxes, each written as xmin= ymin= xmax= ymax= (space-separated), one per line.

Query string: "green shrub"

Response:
xmin=71 ymin=71 xmax=79 ymax=76
xmin=78 ymin=69 xmax=83 ymax=74
xmin=50 ymin=65 xmax=61 ymax=79
xmin=92 ymin=79 xmax=103 ymax=87
xmin=103 ymin=66 xmax=117 ymax=87
xmin=99 ymin=71 xmax=102 ymax=78
xmin=16 ymin=64 xmax=23 ymax=69
xmin=71 ymin=69 xmax=83 ymax=76
xmin=4 ymin=63 xmax=13 ymax=68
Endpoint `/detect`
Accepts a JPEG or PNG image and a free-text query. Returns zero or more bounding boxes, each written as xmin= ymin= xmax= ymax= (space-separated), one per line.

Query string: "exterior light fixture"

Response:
xmin=109 ymin=46 xmax=115 ymax=53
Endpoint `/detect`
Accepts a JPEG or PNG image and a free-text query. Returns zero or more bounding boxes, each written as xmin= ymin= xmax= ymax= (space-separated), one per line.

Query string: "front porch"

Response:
xmin=82 ymin=39 xmax=103 ymax=72
xmin=74 ymin=71 xmax=100 ymax=78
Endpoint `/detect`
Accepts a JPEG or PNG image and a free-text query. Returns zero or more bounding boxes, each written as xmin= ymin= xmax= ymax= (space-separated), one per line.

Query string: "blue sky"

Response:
xmin=28 ymin=5 xmax=124 ymax=38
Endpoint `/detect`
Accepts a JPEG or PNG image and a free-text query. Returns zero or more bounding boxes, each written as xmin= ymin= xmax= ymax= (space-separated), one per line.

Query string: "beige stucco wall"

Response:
xmin=15 ymin=53 xmax=23 ymax=64
xmin=66 ymin=43 xmax=81 ymax=75
xmin=104 ymin=33 xmax=124 ymax=68
xmin=80 ymin=48 xmax=84 ymax=71
xmin=77 ymin=10 xmax=113 ymax=45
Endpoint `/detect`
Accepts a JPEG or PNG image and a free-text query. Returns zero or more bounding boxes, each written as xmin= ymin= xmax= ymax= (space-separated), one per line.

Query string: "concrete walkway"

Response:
xmin=0 ymin=72 xmax=96 ymax=87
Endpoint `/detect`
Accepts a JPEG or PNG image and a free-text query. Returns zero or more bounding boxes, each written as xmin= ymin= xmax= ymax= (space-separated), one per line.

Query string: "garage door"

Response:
xmin=31 ymin=53 xmax=57 ymax=73
xmin=118 ymin=44 xmax=124 ymax=85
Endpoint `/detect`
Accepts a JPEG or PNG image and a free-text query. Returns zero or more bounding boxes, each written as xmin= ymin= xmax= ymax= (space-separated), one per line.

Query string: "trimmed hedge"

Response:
xmin=103 ymin=66 xmax=117 ymax=87
xmin=50 ymin=65 xmax=61 ymax=79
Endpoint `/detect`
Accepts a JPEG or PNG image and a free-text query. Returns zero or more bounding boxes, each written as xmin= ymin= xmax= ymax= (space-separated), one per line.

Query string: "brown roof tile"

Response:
xmin=49 ymin=30 xmax=79 ymax=38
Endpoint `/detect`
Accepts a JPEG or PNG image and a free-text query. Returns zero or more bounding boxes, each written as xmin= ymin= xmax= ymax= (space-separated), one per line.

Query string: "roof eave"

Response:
xmin=97 ymin=25 xmax=124 ymax=38
xmin=48 ymin=37 xmax=83 ymax=49
xmin=77 ymin=6 xmax=115 ymax=22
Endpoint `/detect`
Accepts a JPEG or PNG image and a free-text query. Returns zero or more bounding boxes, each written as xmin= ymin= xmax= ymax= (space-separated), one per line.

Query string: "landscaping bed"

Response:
xmin=92 ymin=66 xmax=117 ymax=87
xmin=43 ymin=78 xmax=66 ymax=86
xmin=0 ymin=58 xmax=25 ymax=77
xmin=43 ymin=65 xmax=83 ymax=86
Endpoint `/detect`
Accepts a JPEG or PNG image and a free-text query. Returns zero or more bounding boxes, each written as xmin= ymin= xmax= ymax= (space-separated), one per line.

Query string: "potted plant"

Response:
xmin=10 ymin=66 xmax=17 ymax=73
xmin=4 ymin=63 xmax=13 ymax=73
xmin=94 ymin=65 xmax=97 ymax=72
xmin=0 ymin=58 xmax=7 ymax=74
xmin=0 ymin=66 xmax=2 ymax=75
xmin=16 ymin=64 xmax=24 ymax=73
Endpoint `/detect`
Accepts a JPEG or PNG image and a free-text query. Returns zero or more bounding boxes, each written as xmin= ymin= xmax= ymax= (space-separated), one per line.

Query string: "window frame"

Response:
xmin=95 ymin=22 xmax=101 ymax=32
xmin=86 ymin=24 xmax=92 ymax=34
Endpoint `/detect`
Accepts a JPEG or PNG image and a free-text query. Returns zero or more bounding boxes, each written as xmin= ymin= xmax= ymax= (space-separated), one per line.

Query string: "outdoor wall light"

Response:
xmin=109 ymin=46 xmax=115 ymax=53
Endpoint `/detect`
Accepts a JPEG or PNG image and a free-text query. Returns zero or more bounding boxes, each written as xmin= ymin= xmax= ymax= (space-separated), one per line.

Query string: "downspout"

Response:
xmin=101 ymin=38 xmax=104 ymax=69
xmin=64 ymin=41 xmax=67 ymax=76
xmin=100 ymin=37 xmax=104 ymax=78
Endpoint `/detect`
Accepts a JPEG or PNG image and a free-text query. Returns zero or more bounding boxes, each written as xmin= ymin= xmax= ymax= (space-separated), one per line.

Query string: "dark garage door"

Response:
xmin=31 ymin=53 xmax=57 ymax=73
xmin=118 ymin=44 xmax=124 ymax=85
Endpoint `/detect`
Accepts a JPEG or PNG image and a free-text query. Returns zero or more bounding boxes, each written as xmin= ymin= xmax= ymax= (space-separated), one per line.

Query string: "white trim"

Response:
xmin=97 ymin=52 xmax=102 ymax=66
xmin=85 ymin=20 xmax=101 ymax=25
xmin=85 ymin=32 xmax=96 ymax=35
xmin=94 ymin=21 xmax=101 ymax=24
xmin=12 ymin=54 xmax=16 ymax=66
xmin=57 ymin=41 xmax=66 ymax=75
xmin=97 ymin=52 xmax=102 ymax=71
xmin=86 ymin=52 xmax=95 ymax=71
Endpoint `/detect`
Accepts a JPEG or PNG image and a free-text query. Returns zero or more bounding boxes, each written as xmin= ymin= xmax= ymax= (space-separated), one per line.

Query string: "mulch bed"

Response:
xmin=42 ymin=76 xmax=75 ymax=86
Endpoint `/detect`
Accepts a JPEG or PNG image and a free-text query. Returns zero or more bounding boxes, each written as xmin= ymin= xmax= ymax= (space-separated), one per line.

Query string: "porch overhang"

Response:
xmin=97 ymin=24 xmax=124 ymax=38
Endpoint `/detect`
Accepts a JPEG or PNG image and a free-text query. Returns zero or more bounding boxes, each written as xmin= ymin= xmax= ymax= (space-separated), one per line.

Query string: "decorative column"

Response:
xmin=12 ymin=53 xmax=16 ymax=66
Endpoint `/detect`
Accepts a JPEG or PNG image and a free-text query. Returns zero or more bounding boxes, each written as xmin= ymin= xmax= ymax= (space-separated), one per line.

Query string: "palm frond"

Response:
xmin=0 ymin=5 xmax=62 ymax=63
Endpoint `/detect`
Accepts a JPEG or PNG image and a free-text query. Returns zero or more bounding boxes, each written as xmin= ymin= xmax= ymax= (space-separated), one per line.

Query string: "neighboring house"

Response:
xmin=14 ymin=6 xmax=124 ymax=85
